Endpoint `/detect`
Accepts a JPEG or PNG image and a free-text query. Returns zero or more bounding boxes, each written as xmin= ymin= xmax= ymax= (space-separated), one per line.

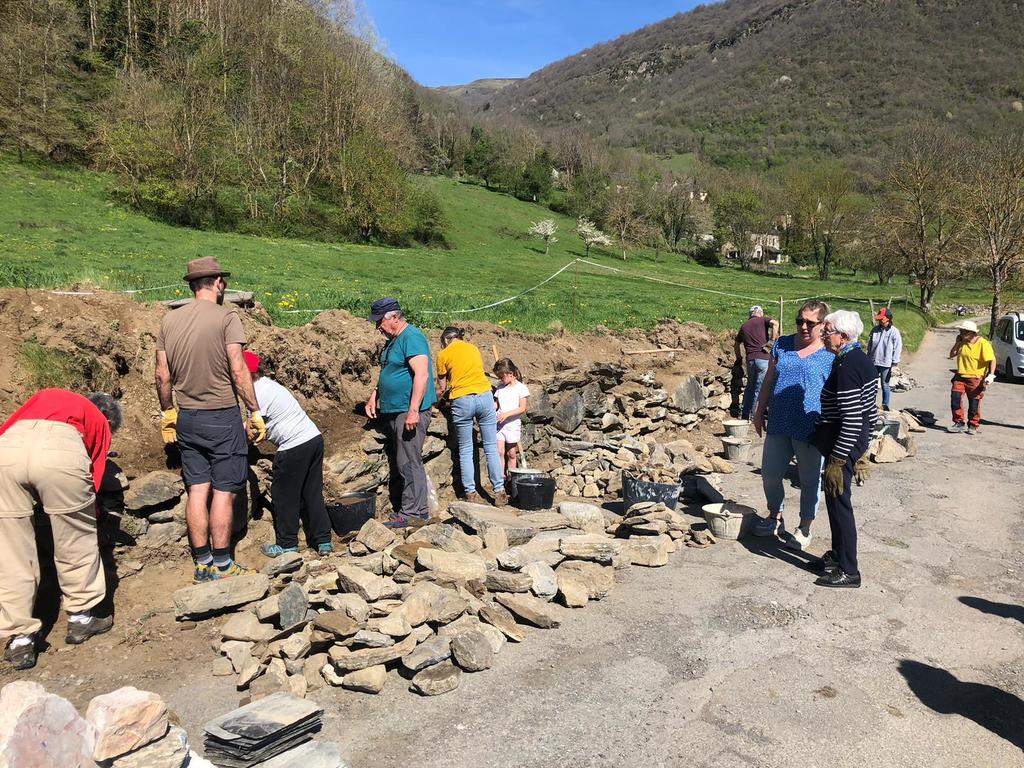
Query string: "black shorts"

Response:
xmin=176 ymin=407 xmax=248 ymax=492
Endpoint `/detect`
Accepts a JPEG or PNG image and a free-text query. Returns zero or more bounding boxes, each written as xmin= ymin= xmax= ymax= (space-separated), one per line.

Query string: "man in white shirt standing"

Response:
xmin=866 ymin=307 xmax=903 ymax=412
xmin=245 ymin=352 xmax=333 ymax=557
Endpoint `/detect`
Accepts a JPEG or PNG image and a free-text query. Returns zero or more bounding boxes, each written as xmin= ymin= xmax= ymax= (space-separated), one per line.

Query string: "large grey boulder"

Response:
xmin=448 ymin=503 xmax=537 ymax=546
xmin=671 ymin=375 xmax=706 ymax=413
xmin=552 ymin=392 xmax=585 ymax=433
xmin=172 ymin=575 xmax=270 ymax=619
xmin=123 ymin=470 xmax=183 ymax=512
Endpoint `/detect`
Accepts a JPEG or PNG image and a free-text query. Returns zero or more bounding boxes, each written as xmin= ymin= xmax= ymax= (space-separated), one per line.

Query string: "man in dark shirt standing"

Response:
xmin=735 ymin=305 xmax=779 ymax=420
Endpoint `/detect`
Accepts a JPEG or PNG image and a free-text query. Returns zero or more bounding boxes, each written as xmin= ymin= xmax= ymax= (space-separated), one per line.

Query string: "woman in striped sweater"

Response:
xmin=812 ymin=310 xmax=878 ymax=588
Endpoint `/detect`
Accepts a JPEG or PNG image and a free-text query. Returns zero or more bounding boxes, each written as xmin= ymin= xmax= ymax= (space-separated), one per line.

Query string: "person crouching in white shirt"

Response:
xmin=244 ymin=352 xmax=333 ymax=557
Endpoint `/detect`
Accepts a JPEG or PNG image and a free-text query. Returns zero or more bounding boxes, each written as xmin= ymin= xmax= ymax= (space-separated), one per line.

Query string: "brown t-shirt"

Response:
xmin=156 ymin=299 xmax=246 ymax=409
xmin=736 ymin=316 xmax=772 ymax=361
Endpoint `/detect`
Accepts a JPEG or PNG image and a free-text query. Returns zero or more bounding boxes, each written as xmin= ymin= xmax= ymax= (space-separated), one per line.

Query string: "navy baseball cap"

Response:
xmin=369 ymin=297 xmax=402 ymax=324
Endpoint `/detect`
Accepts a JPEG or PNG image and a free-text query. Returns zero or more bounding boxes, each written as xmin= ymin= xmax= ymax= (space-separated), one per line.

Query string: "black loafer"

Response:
xmin=815 ymin=570 xmax=861 ymax=588
xmin=65 ymin=615 xmax=113 ymax=645
xmin=4 ymin=639 xmax=37 ymax=670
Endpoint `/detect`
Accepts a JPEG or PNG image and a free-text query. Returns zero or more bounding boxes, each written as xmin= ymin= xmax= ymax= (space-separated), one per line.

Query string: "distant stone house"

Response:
xmin=722 ymin=233 xmax=788 ymax=264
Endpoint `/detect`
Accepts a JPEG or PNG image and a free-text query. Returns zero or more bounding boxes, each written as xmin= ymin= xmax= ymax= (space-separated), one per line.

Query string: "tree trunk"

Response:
xmin=919 ymin=277 xmax=937 ymax=311
xmin=990 ymin=268 xmax=1002 ymax=339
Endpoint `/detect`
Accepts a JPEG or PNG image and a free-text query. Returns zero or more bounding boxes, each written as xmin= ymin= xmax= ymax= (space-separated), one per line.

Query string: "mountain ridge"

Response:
xmin=452 ymin=0 xmax=1024 ymax=166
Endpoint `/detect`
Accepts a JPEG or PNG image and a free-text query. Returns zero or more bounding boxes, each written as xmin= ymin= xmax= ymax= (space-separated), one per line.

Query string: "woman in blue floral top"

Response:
xmin=752 ymin=300 xmax=835 ymax=551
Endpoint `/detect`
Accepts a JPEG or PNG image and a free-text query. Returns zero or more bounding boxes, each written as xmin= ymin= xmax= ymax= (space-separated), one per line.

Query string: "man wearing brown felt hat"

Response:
xmin=154 ymin=256 xmax=265 ymax=582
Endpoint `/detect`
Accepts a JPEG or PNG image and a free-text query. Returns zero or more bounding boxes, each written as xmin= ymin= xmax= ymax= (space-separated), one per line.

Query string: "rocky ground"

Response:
xmin=2 ymin=315 xmax=1022 ymax=767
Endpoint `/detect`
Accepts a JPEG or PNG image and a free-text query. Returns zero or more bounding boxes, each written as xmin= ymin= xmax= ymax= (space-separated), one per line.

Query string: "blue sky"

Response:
xmin=362 ymin=1 xmax=703 ymax=87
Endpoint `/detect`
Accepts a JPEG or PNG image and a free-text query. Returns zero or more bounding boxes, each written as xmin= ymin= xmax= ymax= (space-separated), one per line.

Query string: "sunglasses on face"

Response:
xmin=795 ymin=318 xmax=821 ymax=328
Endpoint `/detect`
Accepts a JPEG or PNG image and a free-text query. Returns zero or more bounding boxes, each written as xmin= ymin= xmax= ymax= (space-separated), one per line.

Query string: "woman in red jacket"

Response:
xmin=0 ymin=388 xmax=122 ymax=670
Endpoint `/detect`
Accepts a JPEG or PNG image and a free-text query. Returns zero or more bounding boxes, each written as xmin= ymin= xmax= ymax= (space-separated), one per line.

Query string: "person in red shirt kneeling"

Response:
xmin=0 ymin=388 xmax=123 ymax=670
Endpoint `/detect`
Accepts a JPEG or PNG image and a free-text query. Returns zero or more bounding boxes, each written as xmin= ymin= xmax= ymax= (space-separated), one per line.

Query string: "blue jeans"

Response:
xmin=450 ymin=392 xmax=504 ymax=495
xmin=742 ymin=359 xmax=769 ymax=419
xmin=875 ymin=365 xmax=892 ymax=409
xmin=761 ymin=432 xmax=824 ymax=522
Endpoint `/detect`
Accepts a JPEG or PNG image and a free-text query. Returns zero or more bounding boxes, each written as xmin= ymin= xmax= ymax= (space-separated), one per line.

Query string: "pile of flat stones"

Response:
xmin=172 ymin=499 xmax=701 ymax=700
xmin=325 ymin=362 xmax=734 ymax=502
xmin=869 ymin=408 xmax=925 ymax=464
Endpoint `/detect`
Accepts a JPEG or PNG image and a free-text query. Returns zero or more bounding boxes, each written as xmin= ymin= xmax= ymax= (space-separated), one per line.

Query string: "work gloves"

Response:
xmin=984 ymin=373 xmax=996 ymax=386
xmin=823 ymin=458 xmax=846 ymax=498
xmin=248 ymin=412 xmax=267 ymax=444
xmin=854 ymin=455 xmax=871 ymax=486
xmin=159 ymin=409 xmax=178 ymax=444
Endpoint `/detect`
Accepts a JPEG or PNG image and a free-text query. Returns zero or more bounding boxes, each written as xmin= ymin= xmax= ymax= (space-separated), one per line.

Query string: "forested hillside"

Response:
xmin=0 ymin=0 xmax=462 ymax=245
xmin=472 ymin=0 xmax=1024 ymax=168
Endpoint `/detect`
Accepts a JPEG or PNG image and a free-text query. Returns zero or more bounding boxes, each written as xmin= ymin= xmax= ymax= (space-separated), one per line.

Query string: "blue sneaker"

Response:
xmin=193 ymin=563 xmax=214 ymax=583
xmin=316 ymin=542 xmax=334 ymax=555
xmin=262 ymin=544 xmax=299 ymax=558
xmin=752 ymin=515 xmax=785 ymax=538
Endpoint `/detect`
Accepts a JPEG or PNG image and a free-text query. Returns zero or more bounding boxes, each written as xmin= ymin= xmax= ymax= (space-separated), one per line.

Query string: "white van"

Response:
xmin=993 ymin=311 xmax=1024 ymax=381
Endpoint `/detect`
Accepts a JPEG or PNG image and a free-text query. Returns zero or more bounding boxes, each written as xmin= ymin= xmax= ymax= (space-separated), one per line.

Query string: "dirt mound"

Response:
xmin=0 ymin=289 xmax=729 ymax=480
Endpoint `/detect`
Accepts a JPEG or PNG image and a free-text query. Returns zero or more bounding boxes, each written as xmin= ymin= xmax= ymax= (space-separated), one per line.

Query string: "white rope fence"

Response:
xmin=39 ymin=261 xmax=915 ymax=320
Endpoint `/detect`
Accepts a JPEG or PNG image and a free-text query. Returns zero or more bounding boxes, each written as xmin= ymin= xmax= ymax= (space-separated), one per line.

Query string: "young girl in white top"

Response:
xmin=493 ymin=358 xmax=529 ymax=481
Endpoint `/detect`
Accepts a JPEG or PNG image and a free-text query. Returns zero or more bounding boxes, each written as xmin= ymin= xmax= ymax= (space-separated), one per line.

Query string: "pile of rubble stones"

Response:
xmin=171 ymin=499 xmax=709 ymax=700
xmin=868 ymin=408 xmax=925 ymax=464
xmin=105 ymin=361 xmax=736 ymax=552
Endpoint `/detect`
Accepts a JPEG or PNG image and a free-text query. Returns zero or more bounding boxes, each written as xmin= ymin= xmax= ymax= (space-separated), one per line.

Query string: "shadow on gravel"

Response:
xmin=898 ymin=660 xmax=1024 ymax=751
xmin=738 ymin=534 xmax=819 ymax=573
xmin=979 ymin=418 xmax=1024 ymax=431
xmin=958 ymin=596 xmax=1024 ymax=624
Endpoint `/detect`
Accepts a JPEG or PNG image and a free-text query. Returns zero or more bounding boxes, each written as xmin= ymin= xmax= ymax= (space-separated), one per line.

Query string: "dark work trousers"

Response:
xmin=825 ymin=457 xmax=859 ymax=576
xmin=270 ymin=434 xmax=330 ymax=549
xmin=383 ymin=409 xmax=432 ymax=518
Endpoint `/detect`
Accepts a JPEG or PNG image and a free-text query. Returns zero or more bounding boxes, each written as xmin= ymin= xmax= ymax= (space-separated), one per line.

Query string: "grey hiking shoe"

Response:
xmin=4 ymin=637 xmax=36 ymax=670
xmin=947 ymin=422 xmax=965 ymax=433
xmin=65 ymin=614 xmax=113 ymax=645
xmin=965 ymin=425 xmax=978 ymax=435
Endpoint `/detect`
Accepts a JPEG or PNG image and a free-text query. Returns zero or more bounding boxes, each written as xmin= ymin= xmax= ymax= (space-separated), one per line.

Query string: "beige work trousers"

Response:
xmin=0 ymin=421 xmax=106 ymax=639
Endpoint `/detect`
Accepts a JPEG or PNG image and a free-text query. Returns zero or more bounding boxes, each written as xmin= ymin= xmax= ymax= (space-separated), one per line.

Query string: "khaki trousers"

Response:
xmin=0 ymin=421 xmax=106 ymax=639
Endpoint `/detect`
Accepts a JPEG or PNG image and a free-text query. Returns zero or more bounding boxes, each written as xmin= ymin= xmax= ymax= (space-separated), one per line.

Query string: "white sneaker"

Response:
xmin=786 ymin=528 xmax=812 ymax=551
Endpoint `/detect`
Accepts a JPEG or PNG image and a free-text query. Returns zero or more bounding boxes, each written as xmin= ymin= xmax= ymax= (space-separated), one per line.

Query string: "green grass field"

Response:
xmin=0 ymin=155 xmax=1006 ymax=351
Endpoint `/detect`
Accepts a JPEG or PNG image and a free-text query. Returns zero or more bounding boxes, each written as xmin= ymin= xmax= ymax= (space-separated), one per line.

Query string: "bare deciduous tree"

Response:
xmin=958 ymin=132 xmax=1024 ymax=335
xmin=874 ymin=131 xmax=965 ymax=311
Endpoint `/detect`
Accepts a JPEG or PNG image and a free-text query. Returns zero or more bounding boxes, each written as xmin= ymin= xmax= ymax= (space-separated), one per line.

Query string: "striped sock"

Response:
xmin=192 ymin=545 xmax=213 ymax=566
xmin=212 ymin=548 xmax=231 ymax=569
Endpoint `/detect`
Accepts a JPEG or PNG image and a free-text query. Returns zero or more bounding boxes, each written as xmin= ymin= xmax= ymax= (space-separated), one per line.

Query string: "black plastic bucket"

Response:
xmin=507 ymin=468 xmax=548 ymax=500
xmin=513 ymin=477 xmax=556 ymax=511
xmin=327 ymin=491 xmax=377 ymax=535
xmin=621 ymin=472 xmax=680 ymax=512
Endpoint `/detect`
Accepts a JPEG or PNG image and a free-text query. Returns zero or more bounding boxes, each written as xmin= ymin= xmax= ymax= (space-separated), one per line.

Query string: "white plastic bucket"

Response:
xmin=721 ymin=437 xmax=752 ymax=462
xmin=702 ymin=502 xmax=757 ymax=540
xmin=722 ymin=419 xmax=750 ymax=439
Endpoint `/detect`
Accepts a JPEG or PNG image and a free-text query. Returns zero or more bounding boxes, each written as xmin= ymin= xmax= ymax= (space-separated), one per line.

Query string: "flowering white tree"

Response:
xmin=528 ymin=219 xmax=558 ymax=254
xmin=575 ymin=217 xmax=611 ymax=258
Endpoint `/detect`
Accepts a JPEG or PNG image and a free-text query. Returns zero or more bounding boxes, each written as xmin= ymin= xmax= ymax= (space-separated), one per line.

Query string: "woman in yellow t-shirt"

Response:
xmin=435 ymin=327 xmax=507 ymax=506
xmin=947 ymin=320 xmax=996 ymax=434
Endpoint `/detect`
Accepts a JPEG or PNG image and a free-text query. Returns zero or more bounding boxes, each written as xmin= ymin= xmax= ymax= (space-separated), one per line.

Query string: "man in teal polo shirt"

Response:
xmin=365 ymin=298 xmax=437 ymax=526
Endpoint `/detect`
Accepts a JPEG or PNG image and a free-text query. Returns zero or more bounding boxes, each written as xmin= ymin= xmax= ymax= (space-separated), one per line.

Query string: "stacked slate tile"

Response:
xmin=203 ymin=693 xmax=323 ymax=767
